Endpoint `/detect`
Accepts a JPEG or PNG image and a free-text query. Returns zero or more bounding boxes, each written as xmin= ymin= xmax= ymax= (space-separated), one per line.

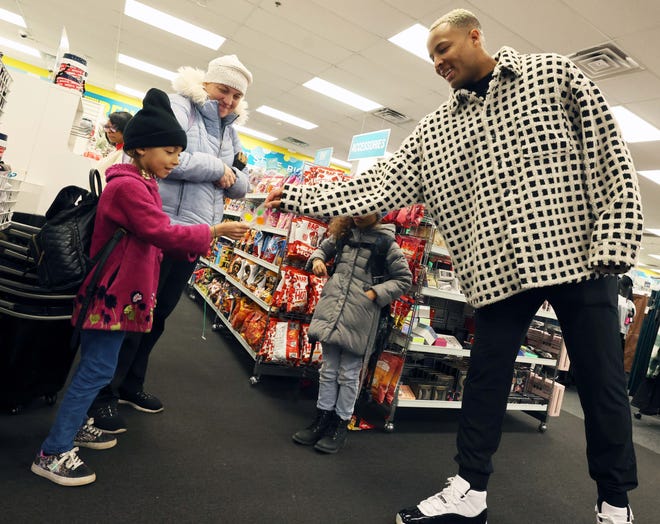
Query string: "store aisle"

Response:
xmin=1 ymin=293 xmax=658 ymax=524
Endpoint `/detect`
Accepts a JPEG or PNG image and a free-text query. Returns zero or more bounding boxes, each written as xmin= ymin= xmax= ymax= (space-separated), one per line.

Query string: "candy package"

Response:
xmin=306 ymin=274 xmax=328 ymax=314
xmin=286 ymin=216 xmax=328 ymax=261
xmin=240 ymin=310 xmax=268 ymax=349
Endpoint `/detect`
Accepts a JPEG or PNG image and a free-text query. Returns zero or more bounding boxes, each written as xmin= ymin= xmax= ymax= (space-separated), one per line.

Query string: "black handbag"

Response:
xmin=29 ymin=169 xmax=124 ymax=292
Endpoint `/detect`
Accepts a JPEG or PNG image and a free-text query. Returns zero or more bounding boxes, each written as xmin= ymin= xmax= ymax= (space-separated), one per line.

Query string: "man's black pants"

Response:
xmin=456 ymin=277 xmax=637 ymax=502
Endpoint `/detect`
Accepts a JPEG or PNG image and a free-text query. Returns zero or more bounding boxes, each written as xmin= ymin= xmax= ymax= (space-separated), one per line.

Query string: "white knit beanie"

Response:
xmin=203 ymin=55 xmax=253 ymax=95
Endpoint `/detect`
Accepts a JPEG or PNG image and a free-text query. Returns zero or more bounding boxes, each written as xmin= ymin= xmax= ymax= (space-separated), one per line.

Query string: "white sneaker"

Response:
xmin=396 ymin=475 xmax=487 ymax=523
xmin=596 ymin=502 xmax=634 ymax=523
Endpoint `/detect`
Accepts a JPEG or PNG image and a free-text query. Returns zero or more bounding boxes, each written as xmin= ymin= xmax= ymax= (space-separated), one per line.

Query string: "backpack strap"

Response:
xmin=89 ymin=168 xmax=102 ymax=198
xmin=70 ymin=228 xmax=126 ymax=349
xmin=329 ymin=233 xmax=394 ymax=284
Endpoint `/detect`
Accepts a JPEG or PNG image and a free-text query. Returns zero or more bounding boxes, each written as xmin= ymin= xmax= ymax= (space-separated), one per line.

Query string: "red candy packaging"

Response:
xmin=286 ymin=216 xmax=328 ymax=261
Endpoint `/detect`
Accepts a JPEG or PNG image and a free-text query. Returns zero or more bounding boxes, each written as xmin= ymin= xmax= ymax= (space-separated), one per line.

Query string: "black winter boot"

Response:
xmin=314 ymin=414 xmax=349 ymax=454
xmin=292 ymin=409 xmax=334 ymax=446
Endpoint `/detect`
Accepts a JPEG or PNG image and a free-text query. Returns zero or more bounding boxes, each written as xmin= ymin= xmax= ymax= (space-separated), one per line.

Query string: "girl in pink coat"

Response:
xmin=31 ymin=88 xmax=248 ymax=487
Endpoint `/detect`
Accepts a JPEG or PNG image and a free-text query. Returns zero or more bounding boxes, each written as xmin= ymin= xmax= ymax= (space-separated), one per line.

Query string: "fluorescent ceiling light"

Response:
xmin=303 ymin=77 xmax=382 ymax=112
xmin=638 ymin=170 xmax=660 ymax=185
xmin=115 ymin=83 xmax=145 ymax=99
xmin=118 ymin=53 xmax=176 ymax=80
xmin=256 ymin=105 xmax=318 ymax=130
xmin=0 ymin=7 xmax=26 ymax=27
xmin=611 ymin=106 xmax=660 ymax=143
xmin=646 ymin=228 xmax=660 ymax=236
xmin=0 ymin=36 xmax=40 ymax=58
xmin=124 ymin=0 xmax=224 ymax=50
xmin=331 ymin=157 xmax=352 ymax=168
xmin=649 ymin=254 xmax=660 ymax=261
xmin=234 ymin=125 xmax=277 ymax=142
xmin=389 ymin=23 xmax=432 ymax=63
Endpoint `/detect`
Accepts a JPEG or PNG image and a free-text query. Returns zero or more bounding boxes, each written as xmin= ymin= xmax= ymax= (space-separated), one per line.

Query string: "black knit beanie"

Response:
xmin=122 ymin=88 xmax=187 ymax=150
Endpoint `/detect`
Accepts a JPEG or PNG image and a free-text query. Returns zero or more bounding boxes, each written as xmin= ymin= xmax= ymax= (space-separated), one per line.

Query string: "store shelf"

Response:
xmin=406 ymin=342 xmax=558 ymax=367
xmin=233 ymin=248 xmax=280 ymax=273
xmin=244 ymin=192 xmax=268 ymax=200
xmin=421 ymin=286 xmax=467 ymax=303
xmin=396 ymin=399 xmax=548 ymax=411
xmin=430 ymin=245 xmax=450 ymax=256
xmin=224 ymin=209 xmax=241 ymax=218
xmin=192 ymin=284 xmax=256 ymax=360
xmin=254 ymin=224 xmax=288 ymax=237
xmin=198 ymin=257 xmax=270 ymax=311
xmin=534 ymin=307 xmax=557 ymax=320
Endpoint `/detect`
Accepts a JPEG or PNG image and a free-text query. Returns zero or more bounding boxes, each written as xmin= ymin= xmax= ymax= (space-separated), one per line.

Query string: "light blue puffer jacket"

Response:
xmin=159 ymin=68 xmax=249 ymax=226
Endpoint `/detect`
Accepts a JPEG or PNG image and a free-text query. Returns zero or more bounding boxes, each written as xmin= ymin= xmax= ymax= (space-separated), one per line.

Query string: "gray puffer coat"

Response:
xmin=308 ymin=223 xmax=412 ymax=357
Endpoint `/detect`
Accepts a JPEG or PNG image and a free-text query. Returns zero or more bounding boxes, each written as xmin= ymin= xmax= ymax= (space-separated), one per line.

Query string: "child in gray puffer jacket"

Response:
xmin=292 ymin=212 xmax=412 ymax=454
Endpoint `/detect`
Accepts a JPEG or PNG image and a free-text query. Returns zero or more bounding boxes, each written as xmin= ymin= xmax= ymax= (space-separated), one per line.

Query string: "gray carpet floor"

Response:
xmin=1 ymin=292 xmax=658 ymax=524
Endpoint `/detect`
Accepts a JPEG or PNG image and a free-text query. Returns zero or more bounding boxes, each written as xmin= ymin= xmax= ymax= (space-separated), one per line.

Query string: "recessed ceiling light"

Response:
xmin=0 ymin=36 xmax=40 ymax=58
xmin=303 ymin=77 xmax=382 ymax=112
xmin=118 ymin=54 xmax=176 ymax=80
xmin=330 ymin=157 xmax=352 ymax=168
xmin=0 ymin=7 xmax=26 ymax=27
xmin=124 ymin=0 xmax=225 ymax=50
xmin=638 ymin=170 xmax=660 ymax=185
xmin=646 ymin=228 xmax=660 ymax=236
xmin=256 ymin=105 xmax=318 ymax=130
xmin=611 ymin=106 xmax=660 ymax=143
xmin=234 ymin=125 xmax=277 ymax=142
xmin=388 ymin=23 xmax=432 ymax=63
xmin=115 ymin=83 xmax=145 ymax=99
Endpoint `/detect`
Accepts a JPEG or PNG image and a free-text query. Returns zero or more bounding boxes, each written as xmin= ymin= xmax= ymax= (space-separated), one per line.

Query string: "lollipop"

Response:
xmin=243 ymin=204 xmax=266 ymax=225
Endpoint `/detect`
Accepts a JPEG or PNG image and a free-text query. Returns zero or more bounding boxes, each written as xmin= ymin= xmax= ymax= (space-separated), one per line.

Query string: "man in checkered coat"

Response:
xmin=267 ymin=8 xmax=642 ymax=524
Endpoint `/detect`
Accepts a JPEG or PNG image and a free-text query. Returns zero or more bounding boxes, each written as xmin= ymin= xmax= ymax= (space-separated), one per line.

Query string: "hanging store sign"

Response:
xmin=314 ymin=147 xmax=333 ymax=167
xmin=347 ymin=129 xmax=390 ymax=161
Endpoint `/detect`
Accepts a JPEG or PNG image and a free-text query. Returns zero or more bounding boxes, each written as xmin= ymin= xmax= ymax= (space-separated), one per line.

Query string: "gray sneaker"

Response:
xmin=74 ymin=418 xmax=117 ymax=450
xmin=30 ymin=447 xmax=96 ymax=486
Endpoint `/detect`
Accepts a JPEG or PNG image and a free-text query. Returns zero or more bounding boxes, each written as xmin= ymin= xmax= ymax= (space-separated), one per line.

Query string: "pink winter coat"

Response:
xmin=71 ymin=164 xmax=211 ymax=332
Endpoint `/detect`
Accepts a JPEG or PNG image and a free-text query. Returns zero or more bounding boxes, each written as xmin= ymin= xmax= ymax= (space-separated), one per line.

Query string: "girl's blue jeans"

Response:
xmin=41 ymin=330 xmax=125 ymax=455
xmin=316 ymin=342 xmax=363 ymax=421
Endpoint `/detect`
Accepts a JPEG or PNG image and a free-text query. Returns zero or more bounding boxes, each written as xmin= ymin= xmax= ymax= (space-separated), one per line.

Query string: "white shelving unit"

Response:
xmin=190 ymin=191 xmax=300 ymax=383
xmin=0 ymin=171 xmax=22 ymax=231
xmin=193 ymin=283 xmax=256 ymax=360
xmin=378 ymin=225 xmax=564 ymax=433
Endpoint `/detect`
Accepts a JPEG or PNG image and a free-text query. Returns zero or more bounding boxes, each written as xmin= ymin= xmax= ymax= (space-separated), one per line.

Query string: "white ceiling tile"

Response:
xmin=563 ymin=0 xmax=660 ymax=36
xmin=598 ymin=71 xmax=660 ymax=105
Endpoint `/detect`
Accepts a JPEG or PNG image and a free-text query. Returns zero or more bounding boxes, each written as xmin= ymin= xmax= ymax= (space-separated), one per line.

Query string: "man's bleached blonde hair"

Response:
xmin=429 ymin=8 xmax=481 ymax=32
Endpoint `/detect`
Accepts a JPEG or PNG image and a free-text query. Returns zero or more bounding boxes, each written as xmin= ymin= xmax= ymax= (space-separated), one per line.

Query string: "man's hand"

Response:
xmin=214 ymin=164 xmax=236 ymax=189
xmin=265 ymin=188 xmax=284 ymax=209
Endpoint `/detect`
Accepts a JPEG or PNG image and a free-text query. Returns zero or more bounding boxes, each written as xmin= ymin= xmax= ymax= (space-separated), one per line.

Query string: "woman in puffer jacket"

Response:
xmin=292 ymin=213 xmax=412 ymax=454
xmin=88 ymin=55 xmax=253 ymax=433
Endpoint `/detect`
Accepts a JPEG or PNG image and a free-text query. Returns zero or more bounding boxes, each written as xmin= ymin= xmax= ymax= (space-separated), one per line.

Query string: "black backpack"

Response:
xmin=28 ymin=169 xmax=124 ymax=292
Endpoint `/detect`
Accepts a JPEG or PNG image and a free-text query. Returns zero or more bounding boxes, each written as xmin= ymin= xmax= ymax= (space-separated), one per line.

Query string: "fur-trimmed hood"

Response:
xmin=171 ymin=66 xmax=249 ymax=126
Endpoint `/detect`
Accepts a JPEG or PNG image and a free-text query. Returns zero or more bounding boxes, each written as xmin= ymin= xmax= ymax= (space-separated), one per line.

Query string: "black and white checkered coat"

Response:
xmin=281 ymin=47 xmax=644 ymax=308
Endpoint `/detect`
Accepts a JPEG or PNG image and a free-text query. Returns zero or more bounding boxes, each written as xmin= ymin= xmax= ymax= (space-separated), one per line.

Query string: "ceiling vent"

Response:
xmin=371 ymin=107 xmax=412 ymax=125
xmin=568 ymin=43 xmax=641 ymax=80
xmin=282 ymin=136 xmax=309 ymax=148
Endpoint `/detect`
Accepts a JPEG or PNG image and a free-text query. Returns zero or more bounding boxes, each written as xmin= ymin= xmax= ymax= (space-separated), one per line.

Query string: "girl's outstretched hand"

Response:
xmin=213 ymin=221 xmax=251 ymax=240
